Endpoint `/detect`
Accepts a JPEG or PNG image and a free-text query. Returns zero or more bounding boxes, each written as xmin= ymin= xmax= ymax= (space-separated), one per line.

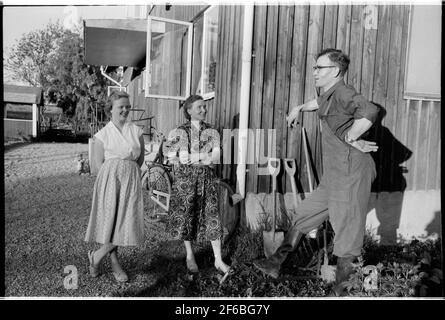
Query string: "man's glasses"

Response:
xmin=312 ymin=65 xmax=337 ymax=71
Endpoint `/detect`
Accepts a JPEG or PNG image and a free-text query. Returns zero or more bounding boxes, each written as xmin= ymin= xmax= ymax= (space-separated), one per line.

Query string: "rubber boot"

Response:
xmin=332 ymin=256 xmax=356 ymax=296
xmin=253 ymin=228 xmax=303 ymax=279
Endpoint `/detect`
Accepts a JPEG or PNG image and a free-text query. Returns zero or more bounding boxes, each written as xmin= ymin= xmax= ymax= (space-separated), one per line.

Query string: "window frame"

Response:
xmin=145 ymin=16 xmax=193 ymax=101
xmin=200 ymin=5 xmax=219 ymax=100
xmin=403 ymin=5 xmax=441 ymax=101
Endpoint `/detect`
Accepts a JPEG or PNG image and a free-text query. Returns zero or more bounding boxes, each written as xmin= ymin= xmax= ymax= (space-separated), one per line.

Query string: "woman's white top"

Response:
xmin=95 ymin=121 xmax=143 ymax=161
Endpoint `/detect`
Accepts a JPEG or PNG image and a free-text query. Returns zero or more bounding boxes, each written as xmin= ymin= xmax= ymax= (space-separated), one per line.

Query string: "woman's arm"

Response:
xmin=137 ymin=135 xmax=145 ymax=167
xmin=91 ymin=137 xmax=105 ymax=174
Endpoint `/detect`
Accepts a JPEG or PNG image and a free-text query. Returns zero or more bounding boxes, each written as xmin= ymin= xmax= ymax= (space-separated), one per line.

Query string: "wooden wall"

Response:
xmin=129 ymin=4 xmax=440 ymax=193
xmin=240 ymin=4 xmax=440 ymax=193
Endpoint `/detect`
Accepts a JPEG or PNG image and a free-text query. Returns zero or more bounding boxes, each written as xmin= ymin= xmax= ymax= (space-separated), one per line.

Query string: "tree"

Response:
xmin=5 ymin=23 xmax=68 ymax=89
xmin=6 ymin=22 xmax=120 ymax=135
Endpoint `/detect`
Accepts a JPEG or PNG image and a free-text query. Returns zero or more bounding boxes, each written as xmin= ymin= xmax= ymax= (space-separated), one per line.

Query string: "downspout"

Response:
xmin=100 ymin=66 xmax=122 ymax=87
xmin=235 ymin=4 xmax=254 ymax=199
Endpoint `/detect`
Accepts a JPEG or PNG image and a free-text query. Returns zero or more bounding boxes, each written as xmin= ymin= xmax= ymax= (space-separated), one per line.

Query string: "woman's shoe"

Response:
xmin=88 ymin=250 xmax=100 ymax=277
xmin=112 ymin=270 xmax=129 ymax=283
xmin=215 ymin=262 xmax=232 ymax=284
xmin=111 ymin=262 xmax=129 ymax=282
xmin=186 ymin=258 xmax=199 ymax=273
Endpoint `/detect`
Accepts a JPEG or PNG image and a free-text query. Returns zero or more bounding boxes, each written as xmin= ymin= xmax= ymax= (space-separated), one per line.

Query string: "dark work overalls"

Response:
xmin=290 ymin=97 xmax=376 ymax=258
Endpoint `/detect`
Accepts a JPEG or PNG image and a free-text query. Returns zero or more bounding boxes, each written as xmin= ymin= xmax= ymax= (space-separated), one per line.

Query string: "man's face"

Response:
xmin=313 ymin=55 xmax=340 ymax=90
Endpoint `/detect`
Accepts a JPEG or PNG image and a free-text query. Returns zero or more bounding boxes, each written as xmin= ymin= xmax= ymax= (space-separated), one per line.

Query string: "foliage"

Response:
xmin=5 ymin=22 xmax=120 ymax=134
xmin=5 ymin=23 xmax=67 ymax=88
xmin=135 ymin=231 xmax=442 ymax=297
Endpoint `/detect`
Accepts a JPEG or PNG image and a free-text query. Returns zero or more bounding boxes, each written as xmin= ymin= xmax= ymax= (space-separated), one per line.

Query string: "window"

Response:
xmin=200 ymin=6 xmax=219 ymax=100
xmin=145 ymin=16 xmax=193 ymax=100
xmin=4 ymin=103 xmax=33 ymax=120
xmin=145 ymin=7 xmax=219 ymax=101
xmin=404 ymin=5 xmax=441 ymax=100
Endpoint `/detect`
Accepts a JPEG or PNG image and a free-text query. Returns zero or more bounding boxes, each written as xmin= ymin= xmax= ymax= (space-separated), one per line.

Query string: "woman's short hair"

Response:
xmin=105 ymin=90 xmax=130 ymax=114
xmin=182 ymin=95 xmax=204 ymax=120
xmin=316 ymin=48 xmax=350 ymax=76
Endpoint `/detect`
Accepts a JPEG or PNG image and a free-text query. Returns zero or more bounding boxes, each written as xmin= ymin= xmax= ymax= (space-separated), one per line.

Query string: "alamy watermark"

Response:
xmin=162 ymin=123 xmax=281 ymax=175
xmin=63 ymin=265 xmax=78 ymax=290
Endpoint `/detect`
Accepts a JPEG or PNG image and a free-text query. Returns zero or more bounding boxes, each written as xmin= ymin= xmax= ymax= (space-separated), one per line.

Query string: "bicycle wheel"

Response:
xmin=141 ymin=164 xmax=172 ymax=222
xmin=216 ymin=180 xmax=240 ymax=246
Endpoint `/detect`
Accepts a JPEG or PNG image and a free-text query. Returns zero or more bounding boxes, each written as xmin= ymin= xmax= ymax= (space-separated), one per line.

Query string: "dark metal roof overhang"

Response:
xmin=83 ymin=19 xmax=147 ymax=67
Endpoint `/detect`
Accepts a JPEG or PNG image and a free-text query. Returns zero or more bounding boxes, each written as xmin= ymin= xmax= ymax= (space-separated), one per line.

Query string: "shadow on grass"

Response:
xmin=4 ymin=141 xmax=32 ymax=153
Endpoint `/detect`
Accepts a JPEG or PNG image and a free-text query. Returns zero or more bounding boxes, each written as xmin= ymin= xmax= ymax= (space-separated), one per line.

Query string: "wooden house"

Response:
xmin=3 ymin=84 xmax=43 ymax=141
xmin=83 ymin=4 xmax=441 ymax=243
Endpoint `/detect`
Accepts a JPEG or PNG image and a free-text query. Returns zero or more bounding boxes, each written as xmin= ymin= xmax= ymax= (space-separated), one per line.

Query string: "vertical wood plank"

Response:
xmin=360 ymin=8 xmax=377 ymax=100
xmin=405 ymin=100 xmax=420 ymax=190
xmin=323 ymin=5 xmax=338 ymax=48
xmin=348 ymin=5 xmax=365 ymax=92
xmin=415 ymin=101 xmax=429 ymax=189
xmin=394 ymin=6 xmax=410 ymax=145
xmin=287 ymin=4 xmax=309 ymax=179
xmin=274 ymin=5 xmax=294 ymax=192
xmin=336 ymin=5 xmax=352 ymax=83
xmin=371 ymin=5 xmax=392 ymax=191
xmin=247 ymin=5 xmax=267 ymax=194
xmin=258 ymin=4 xmax=279 ymax=193
xmin=224 ymin=6 xmax=236 ymax=131
xmin=301 ymin=5 xmax=324 ymax=192
xmin=221 ymin=6 xmax=234 ymax=179
xmin=229 ymin=6 xmax=243 ymax=183
xmin=386 ymin=5 xmax=404 ymax=188
xmin=229 ymin=5 xmax=241 ymax=130
xmin=215 ymin=5 xmax=227 ymax=132
xmin=427 ymin=102 xmax=441 ymax=190
xmin=435 ymin=103 xmax=441 ymax=189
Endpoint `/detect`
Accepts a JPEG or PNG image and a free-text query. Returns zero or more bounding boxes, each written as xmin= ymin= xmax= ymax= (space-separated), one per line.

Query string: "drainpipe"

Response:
xmin=235 ymin=4 xmax=254 ymax=199
xmin=100 ymin=66 xmax=122 ymax=87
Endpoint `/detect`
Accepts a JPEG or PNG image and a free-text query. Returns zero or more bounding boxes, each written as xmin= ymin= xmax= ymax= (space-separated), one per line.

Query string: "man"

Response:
xmin=253 ymin=48 xmax=379 ymax=296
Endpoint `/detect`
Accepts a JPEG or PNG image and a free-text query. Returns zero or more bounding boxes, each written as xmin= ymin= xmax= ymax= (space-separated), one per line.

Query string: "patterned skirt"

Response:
xmin=166 ymin=164 xmax=222 ymax=242
xmin=84 ymin=159 xmax=144 ymax=246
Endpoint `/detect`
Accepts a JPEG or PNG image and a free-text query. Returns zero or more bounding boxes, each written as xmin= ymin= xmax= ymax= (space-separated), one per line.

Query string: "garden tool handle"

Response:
xmin=284 ymin=158 xmax=299 ymax=209
xmin=267 ymin=157 xmax=280 ymax=191
xmin=301 ymin=127 xmax=313 ymax=193
xmin=268 ymin=158 xmax=280 ymax=241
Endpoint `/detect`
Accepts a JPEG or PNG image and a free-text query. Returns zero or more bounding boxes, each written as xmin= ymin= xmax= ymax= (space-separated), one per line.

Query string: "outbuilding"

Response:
xmin=3 ymin=84 xmax=43 ymax=141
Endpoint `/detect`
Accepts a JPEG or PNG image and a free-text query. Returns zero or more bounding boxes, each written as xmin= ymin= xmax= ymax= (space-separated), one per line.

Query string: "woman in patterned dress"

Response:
xmin=84 ymin=91 xmax=145 ymax=282
xmin=165 ymin=95 xmax=230 ymax=275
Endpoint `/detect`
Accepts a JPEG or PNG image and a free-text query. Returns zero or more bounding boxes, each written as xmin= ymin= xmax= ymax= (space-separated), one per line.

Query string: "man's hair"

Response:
xmin=181 ymin=95 xmax=204 ymax=120
xmin=105 ymin=90 xmax=130 ymax=114
xmin=317 ymin=48 xmax=350 ymax=76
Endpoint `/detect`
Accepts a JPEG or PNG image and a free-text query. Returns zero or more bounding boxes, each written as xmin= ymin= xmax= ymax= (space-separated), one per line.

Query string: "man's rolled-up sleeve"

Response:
xmin=349 ymin=94 xmax=379 ymax=124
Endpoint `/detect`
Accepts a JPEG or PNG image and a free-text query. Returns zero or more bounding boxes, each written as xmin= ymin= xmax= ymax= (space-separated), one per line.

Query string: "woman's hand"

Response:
xmin=286 ymin=105 xmax=303 ymax=128
xmin=349 ymin=139 xmax=378 ymax=153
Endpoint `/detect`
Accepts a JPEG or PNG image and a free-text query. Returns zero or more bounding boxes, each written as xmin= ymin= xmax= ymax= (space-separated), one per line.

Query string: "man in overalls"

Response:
xmin=253 ymin=48 xmax=379 ymax=296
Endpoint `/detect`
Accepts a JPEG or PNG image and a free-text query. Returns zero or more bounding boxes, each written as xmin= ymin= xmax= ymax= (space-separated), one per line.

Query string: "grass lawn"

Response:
xmin=4 ymin=142 xmax=443 ymax=297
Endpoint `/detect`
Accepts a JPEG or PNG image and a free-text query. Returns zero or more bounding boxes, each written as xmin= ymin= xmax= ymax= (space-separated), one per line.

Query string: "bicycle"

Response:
xmin=140 ymin=129 xmax=240 ymax=247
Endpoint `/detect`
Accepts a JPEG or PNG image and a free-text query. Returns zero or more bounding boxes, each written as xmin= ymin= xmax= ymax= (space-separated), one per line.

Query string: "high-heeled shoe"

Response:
xmin=88 ymin=250 xmax=100 ymax=277
xmin=215 ymin=263 xmax=232 ymax=284
xmin=112 ymin=269 xmax=129 ymax=283
xmin=186 ymin=258 xmax=199 ymax=273
xmin=110 ymin=260 xmax=128 ymax=283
